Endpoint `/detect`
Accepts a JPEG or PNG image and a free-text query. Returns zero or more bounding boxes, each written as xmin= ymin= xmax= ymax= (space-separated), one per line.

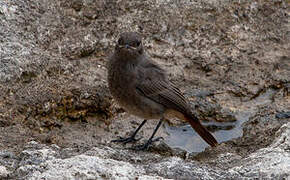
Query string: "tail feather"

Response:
xmin=185 ymin=115 xmax=218 ymax=147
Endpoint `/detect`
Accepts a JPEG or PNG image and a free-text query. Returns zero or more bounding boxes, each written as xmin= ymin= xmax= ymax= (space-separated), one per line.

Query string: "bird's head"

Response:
xmin=115 ymin=32 xmax=144 ymax=58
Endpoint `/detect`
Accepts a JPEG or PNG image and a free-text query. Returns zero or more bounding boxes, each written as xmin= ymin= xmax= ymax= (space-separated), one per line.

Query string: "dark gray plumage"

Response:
xmin=108 ymin=32 xmax=218 ymax=149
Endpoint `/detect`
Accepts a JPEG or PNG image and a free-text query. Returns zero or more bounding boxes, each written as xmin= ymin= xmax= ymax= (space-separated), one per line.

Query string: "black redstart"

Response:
xmin=108 ymin=32 xmax=218 ymax=150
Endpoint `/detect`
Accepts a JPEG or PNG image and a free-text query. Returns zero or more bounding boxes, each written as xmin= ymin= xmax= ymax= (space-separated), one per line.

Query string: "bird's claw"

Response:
xmin=152 ymin=137 xmax=164 ymax=142
xmin=129 ymin=136 xmax=164 ymax=151
xmin=111 ymin=135 xmax=142 ymax=144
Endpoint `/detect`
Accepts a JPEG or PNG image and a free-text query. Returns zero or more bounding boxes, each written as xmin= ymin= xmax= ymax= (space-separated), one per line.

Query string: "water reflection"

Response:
xmin=164 ymin=88 xmax=277 ymax=153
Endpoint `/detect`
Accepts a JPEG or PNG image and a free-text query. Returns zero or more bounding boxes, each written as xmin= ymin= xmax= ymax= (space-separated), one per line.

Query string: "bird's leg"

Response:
xmin=111 ymin=119 xmax=147 ymax=144
xmin=131 ymin=117 xmax=164 ymax=151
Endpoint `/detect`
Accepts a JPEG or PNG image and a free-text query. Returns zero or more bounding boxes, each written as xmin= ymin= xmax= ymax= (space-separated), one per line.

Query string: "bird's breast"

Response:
xmin=108 ymin=61 xmax=137 ymax=102
xmin=108 ymin=60 xmax=164 ymax=119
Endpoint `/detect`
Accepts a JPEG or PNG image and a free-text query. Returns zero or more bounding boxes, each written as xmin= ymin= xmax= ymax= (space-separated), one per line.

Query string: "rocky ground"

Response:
xmin=0 ymin=0 xmax=289 ymax=179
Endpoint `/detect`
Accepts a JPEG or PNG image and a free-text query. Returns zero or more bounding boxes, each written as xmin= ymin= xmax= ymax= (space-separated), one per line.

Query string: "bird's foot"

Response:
xmin=130 ymin=137 xmax=164 ymax=151
xmin=111 ymin=135 xmax=142 ymax=144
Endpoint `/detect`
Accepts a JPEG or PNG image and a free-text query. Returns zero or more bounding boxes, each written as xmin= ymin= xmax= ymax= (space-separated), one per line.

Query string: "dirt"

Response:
xmin=0 ymin=0 xmax=289 ymax=170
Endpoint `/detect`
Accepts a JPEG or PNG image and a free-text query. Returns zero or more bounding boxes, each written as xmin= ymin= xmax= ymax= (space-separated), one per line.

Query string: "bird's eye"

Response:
xmin=136 ymin=41 xmax=141 ymax=47
xmin=118 ymin=38 xmax=122 ymax=45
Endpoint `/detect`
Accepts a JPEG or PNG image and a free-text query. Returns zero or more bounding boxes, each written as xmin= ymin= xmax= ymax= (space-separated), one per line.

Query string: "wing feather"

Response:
xmin=136 ymin=62 xmax=189 ymax=114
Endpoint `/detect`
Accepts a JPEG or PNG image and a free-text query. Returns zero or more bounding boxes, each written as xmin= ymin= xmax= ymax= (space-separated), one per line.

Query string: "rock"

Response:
xmin=0 ymin=166 xmax=9 ymax=178
xmin=22 ymin=154 xmax=145 ymax=179
xmin=9 ymin=122 xmax=290 ymax=179
xmin=229 ymin=122 xmax=290 ymax=179
xmin=15 ymin=142 xmax=166 ymax=180
xmin=145 ymin=156 xmax=235 ymax=179
xmin=276 ymin=111 xmax=290 ymax=119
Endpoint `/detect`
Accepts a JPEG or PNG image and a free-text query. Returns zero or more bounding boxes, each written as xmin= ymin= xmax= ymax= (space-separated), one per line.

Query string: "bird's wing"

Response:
xmin=136 ymin=61 xmax=219 ymax=147
xmin=136 ymin=62 xmax=189 ymax=114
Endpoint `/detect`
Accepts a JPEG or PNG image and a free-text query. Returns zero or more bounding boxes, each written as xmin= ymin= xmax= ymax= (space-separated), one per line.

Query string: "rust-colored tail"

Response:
xmin=185 ymin=115 xmax=218 ymax=147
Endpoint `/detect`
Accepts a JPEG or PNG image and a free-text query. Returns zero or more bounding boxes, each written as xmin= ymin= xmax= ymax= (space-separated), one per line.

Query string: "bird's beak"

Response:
xmin=118 ymin=44 xmax=137 ymax=50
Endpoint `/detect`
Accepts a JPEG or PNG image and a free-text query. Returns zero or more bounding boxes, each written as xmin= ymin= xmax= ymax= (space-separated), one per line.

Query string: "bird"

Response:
xmin=107 ymin=32 xmax=218 ymax=150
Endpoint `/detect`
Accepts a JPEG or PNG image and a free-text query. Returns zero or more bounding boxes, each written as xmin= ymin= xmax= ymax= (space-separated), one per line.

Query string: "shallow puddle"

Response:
xmin=164 ymin=88 xmax=278 ymax=153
